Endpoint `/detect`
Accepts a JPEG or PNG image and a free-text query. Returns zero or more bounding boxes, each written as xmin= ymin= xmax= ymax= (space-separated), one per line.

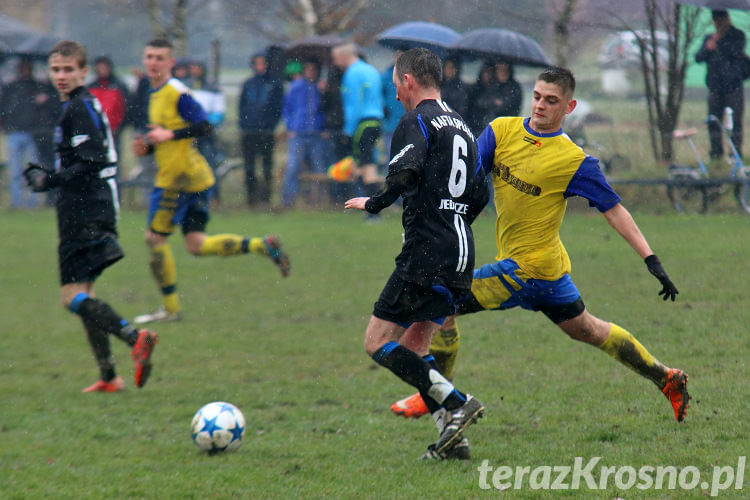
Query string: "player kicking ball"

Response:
xmin=391 ymin=66 xmax=690 ymax=425
xmin=346 ymin=48 xmax=490 ymax=460
xmin=24 ymin=40 xmax=157 ymax=392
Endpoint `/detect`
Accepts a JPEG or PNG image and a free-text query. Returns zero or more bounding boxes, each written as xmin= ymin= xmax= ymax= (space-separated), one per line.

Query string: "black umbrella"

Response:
xmin=678 ymin=0 xmax=750 ymax=8
xmin=0 ymin=14 xmax=60 ymax=59
xmin=449 ymin=28 xmax=553 ymax=67
xmin=376 ymin=21 xmax=460 ymax=58
xmin=285 ymin=34 xmax=344 ymax=65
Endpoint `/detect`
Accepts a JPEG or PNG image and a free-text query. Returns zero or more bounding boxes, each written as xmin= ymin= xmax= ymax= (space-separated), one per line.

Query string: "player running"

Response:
xmin=346 ymin=48 xmax=490 ymax=460
xmin=391 ymin=67 xmax=690 ymax=433
xmin=131 ymin=38 xmax=290 ymax=324
xmin=24 ymin=40 xmax=157 ymax=392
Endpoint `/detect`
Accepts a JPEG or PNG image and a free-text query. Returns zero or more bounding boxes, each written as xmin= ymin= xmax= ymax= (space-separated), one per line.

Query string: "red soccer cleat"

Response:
xmin=82 ymin=376 xmax=124 ymax=393
xmin=131 ymin=329 xmax=159 ymax=388
xmin=662 ymin=368 xmax=690 ymax=422
xmin=391 ymin=392 xmax=429 ymax=419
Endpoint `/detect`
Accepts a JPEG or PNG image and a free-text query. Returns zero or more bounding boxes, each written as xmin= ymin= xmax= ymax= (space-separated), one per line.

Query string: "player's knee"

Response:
xmin=441 ymin=315 xmax=457 ymax=330
xmin=145 ymin=231 xmax=163 ymax=249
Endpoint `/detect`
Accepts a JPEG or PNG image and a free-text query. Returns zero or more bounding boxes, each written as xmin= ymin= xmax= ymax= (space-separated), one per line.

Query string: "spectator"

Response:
xmin=88 ymin=56 xmax=129 ymax=156
xmin=281 ymin=60 xmax=327 ymax=207
xmin=492 ymin=62 xmax=522 ymax=117
xmin=695 ymin=9 xmax=746 ymax=159
xmin=441 ymin=57 xmax=468 ymax=119
xmin=467 ymin=62 xmax=496 ymax=135
xmin=239 ymin=52 xmax=284 ymax=205
xmin=381 ymin=49 xmax=406 ymax=157
xmin=331 ymin=43 xmax=384 ymax=207
xmin=0 ymin=57 xmax=59 ymax=208
xmin=186 ymin=60 xmax=226 ymax=200
xmin=468 ymin=61 xmax=522 ymax=136
xmin=319 ymin=65 xmax=351 ymax=203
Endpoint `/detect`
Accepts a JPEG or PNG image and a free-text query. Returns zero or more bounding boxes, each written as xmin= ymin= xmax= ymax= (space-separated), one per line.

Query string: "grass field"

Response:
xmin=1 ymin=206 xmax=748 ymax=499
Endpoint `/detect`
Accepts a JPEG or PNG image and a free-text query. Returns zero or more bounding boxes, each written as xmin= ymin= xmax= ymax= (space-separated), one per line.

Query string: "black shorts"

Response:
xmin=373 ymin=271 xmax=463 ymax=327
xmin=352 ymin=120 xmax=381 ymax=165
xmin=59 ymin=235 xmax=124 ymax=285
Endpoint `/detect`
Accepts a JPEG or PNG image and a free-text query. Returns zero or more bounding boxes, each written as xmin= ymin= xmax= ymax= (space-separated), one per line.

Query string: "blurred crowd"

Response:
xmin=0 ymin=47 xmax=523 ymax=210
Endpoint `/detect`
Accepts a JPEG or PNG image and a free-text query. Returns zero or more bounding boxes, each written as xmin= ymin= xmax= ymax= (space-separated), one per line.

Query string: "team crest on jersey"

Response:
xmin=389 ymin=144 xmax=414 ymax=165
xmin=523 ymin=136 xmax=542 ymax=147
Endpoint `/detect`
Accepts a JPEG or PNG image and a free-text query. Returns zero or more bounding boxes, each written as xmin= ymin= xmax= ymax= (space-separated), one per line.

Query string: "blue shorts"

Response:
xmin=147 ymin=187 xmax=214 ymax=235
xmin=464 ymin=258 xmax=584 ymax=323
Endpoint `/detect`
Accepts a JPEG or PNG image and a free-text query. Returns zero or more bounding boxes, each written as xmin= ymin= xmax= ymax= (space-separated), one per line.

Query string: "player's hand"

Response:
xmin=345 ymin=197 xmax=369 ymax=211
xmin=644 ymin=254 xmax=678 ymax=301
xmin=132 ymin=134 xmax=150 ymax=156
xmin=22 ymin=163 xmax=53 ymax=192
xmin=145 ymin=124 xmax=174 ymax=145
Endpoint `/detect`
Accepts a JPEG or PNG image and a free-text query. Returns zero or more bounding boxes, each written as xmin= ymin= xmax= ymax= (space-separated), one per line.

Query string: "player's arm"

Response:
xmin=602 ymin=204 xmax=678 ymax=301
xmin=566 ymin=156 xmax=677 ymax=301
xmin=146 ymin=93 xmax=211 ymax=145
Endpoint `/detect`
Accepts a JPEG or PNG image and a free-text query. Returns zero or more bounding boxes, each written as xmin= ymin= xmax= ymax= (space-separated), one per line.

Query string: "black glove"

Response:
xmin=645 ymin=254 xmax=678 ymax=301
xmin=22 ymin=163 xmax=55 ymax=192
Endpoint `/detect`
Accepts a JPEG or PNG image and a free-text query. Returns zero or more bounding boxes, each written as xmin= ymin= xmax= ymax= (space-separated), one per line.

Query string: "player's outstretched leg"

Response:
xmin=599 ymin=323 xmax=690 ymax=421
xmin=131 ymin=329 xmax=159 ymax=388
xmin=196 ymin=233 xmax=290 ymax=277
xmin=392 ymin=320 xmax=461 ymax=419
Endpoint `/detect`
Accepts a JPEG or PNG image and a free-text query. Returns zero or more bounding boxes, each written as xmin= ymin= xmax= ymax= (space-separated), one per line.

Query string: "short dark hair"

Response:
xmin=395 ymin=48 xmax=442 ymax=89
xmin=49 ymin=40 xmax=87 ymax=68
xmin=712 ymin=9 xmax=729 ymax=21
xmin=146 ymin=38 xmax=173 ymax=50
xmin=537 ymin=66 xmax=576 ymax=98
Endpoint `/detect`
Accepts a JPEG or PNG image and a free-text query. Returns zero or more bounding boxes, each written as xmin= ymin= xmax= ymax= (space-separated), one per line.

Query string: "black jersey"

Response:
xmin=387 ymin=98 xmax=489 ymax=290
xmin=54 ymin=86 xmax=119 ymax=242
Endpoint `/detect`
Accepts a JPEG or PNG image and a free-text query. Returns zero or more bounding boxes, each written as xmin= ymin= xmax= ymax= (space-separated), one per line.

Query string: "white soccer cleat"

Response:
xmin=133 ymin=306 xmax=182 ymax=325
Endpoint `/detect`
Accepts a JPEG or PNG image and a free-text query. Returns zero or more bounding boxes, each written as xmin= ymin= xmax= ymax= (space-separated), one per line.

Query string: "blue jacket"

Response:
xmin=239 ymin=72 xmax=283 ymax=131
xmin=283 ymin=78 xmax=325 ymax=133
xmin=381 ymin=64 xmax=404 ymax=134
xmin=341 ymin=59 xmax=384 ymax=136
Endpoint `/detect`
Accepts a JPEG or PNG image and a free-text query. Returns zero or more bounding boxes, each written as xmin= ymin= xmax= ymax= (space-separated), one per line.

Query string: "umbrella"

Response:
xmin=285 ymin=34 xmax=344 ymax=65
xmin=678 ymin=0 xmax=750 ymax=8
xmin=0 ymin=14 xmax=60 ymax=59
xmin=449 ymin=28 xmax=553 ymax=67
xmin=376 ymin=21 xmax=460 ymax=57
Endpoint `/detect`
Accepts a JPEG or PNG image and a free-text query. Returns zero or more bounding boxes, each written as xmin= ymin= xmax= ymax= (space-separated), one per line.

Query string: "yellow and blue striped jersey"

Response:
xmin=149 ymin=78 xmax=214 ymax=192
xmin=477 ymin=116 xmax=620 ymax=281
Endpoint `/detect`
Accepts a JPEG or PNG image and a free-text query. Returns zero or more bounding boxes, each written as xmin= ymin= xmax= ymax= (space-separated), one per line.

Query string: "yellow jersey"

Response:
xmin=477 ymin=117 xmax=620 ymax=281
xmin=149 ymin=78 xmax=215 ymax=192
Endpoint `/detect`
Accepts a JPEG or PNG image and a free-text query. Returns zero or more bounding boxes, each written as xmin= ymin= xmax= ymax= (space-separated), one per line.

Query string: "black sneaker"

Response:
xmin=434 ymin=395 xmax=484 ymax=455
xmin=419 ymin=437 xmax=472 ymax=461
xmin=263 ymin=235 xmax=291 ymax=278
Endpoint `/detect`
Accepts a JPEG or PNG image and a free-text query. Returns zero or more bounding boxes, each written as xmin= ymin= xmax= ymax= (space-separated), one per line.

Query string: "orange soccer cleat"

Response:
xmin=662 ymin=369 xmax=690 ymax=422
xmin=391 ymin=392 xmax=430 ymax=419
xmin=131 ymin=329 xmax=159 ymax=388
xmin=82 ymin=376 xmax=124 ymax=393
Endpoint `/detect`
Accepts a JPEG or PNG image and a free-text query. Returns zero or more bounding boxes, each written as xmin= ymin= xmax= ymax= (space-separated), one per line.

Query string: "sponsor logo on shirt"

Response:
xmin=439 ymin=198 xmax=469 ymax=214
xmin=493 ymin=162 xmax=542 ymax=196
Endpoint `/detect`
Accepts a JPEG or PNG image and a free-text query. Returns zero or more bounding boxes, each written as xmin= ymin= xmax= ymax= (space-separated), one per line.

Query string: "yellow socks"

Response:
xmin=429 ymin=322 xmax=461 ymax=379
xmin=599 ymin=323 xmax=666 ymax=386
xmin=149 ymin=243 xmax=180 ymax=314
xmin=198 ymin=235 xmax=266 ymax=256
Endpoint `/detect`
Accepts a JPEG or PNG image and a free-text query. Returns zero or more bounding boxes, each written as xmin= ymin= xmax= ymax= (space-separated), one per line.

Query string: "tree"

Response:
xmin=630 ymin=0 xmax=702 ymax=163
xmin=550 ymin=0 xmax=580 ymax=67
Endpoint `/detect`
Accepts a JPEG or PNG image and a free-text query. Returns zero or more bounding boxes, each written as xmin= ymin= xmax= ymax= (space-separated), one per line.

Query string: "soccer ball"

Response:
xmin=190 ymin=401 xmax=246 ymax=453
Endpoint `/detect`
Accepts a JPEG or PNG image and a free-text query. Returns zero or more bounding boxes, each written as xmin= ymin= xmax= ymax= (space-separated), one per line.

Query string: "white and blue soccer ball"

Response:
xmin=191 ymin=401 xmax=246 ymax=453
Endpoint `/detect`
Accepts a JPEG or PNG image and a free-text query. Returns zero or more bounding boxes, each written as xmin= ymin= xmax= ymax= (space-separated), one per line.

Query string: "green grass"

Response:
xmin=0 ymin=207 xmax=748 ymax=499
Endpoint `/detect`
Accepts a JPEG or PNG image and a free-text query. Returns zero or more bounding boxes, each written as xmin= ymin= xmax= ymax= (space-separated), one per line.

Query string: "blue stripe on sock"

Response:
xmin=69 ymin=292 xmax=90 ymax=314
xmin=451 ymin=389 xmax=466 ymax=403
xmin=161 ymin=285 xmax=176 ymax=295
xmin=372 ymin=341 xmax=399 ymax=364
xmin=423 ymin=354 xmax=436 ymax=363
